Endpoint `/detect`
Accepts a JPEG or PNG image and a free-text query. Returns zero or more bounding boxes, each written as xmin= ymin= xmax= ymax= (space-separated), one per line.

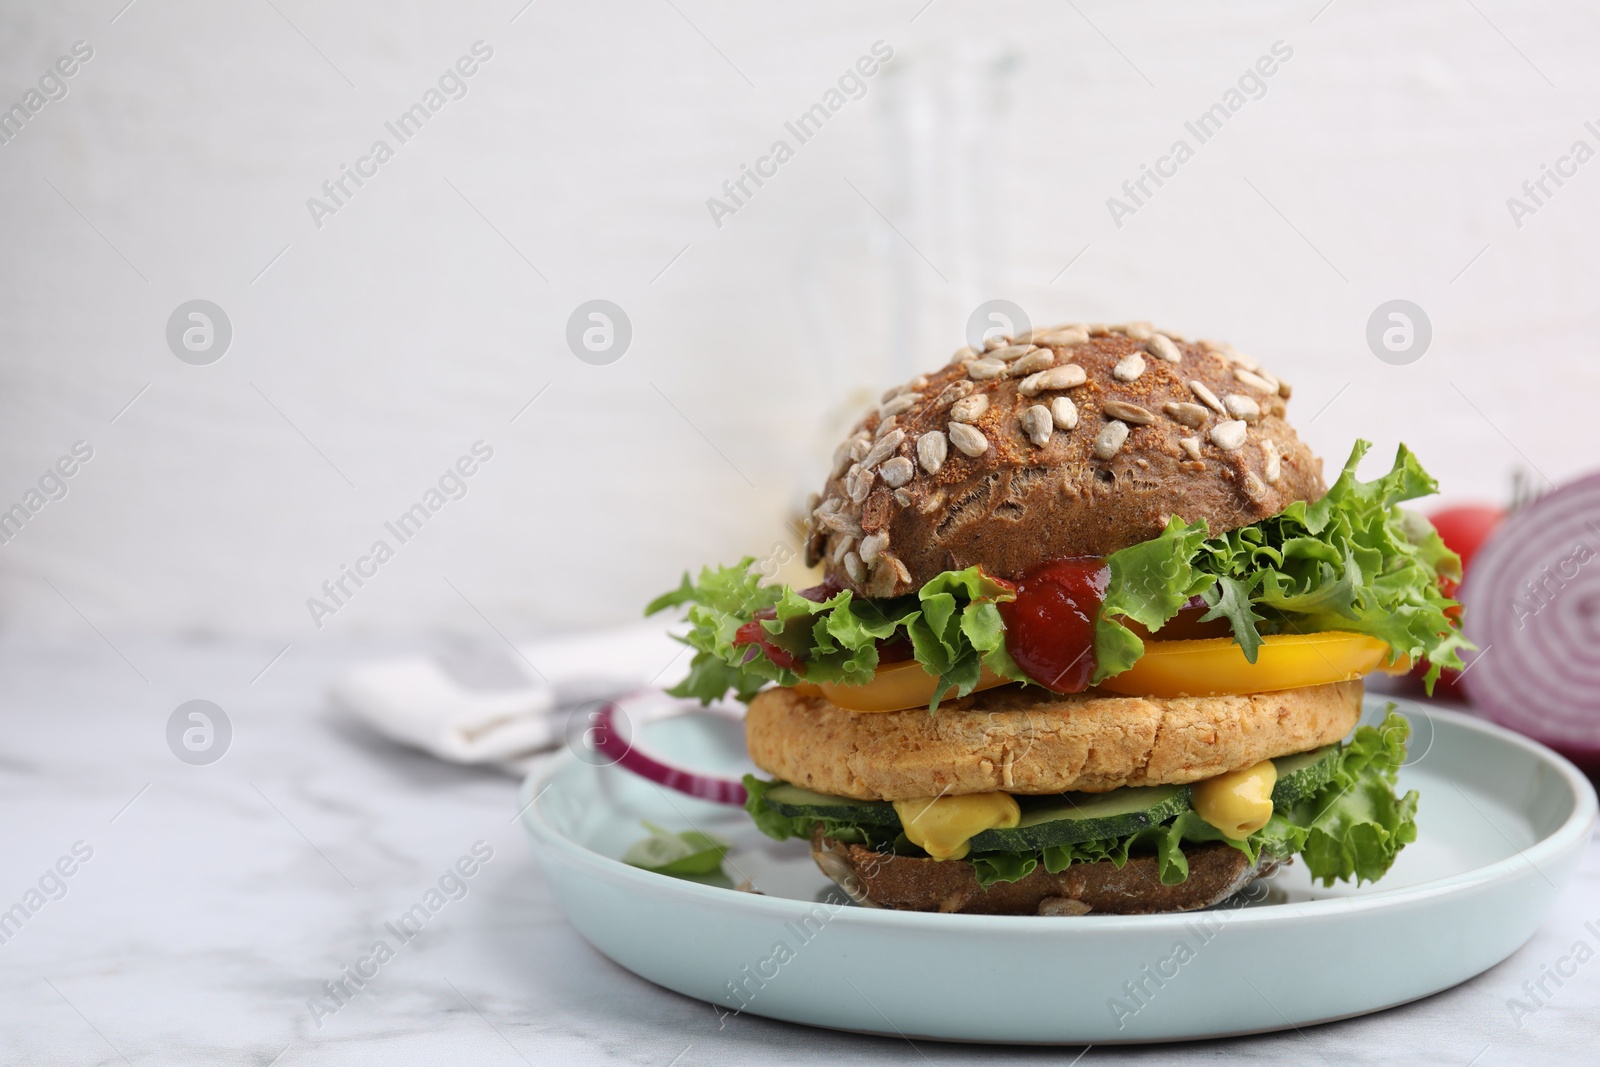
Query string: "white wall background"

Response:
xmin=3 ymin=0 xmax=1598 ymax=641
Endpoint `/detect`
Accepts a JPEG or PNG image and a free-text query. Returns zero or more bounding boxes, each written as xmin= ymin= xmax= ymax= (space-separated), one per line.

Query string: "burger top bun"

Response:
xmin=804 ymin=322 xmax=1326 ymax=596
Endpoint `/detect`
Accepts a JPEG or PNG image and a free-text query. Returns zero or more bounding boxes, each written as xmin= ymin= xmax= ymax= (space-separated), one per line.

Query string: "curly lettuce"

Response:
xmin=648 ymin=564 xmax=1028 ymax=710
xmin=1097 ymin=441 xmax=1468 ymax=689
xmin=652 ymin=441 xmax=1465 ymax=701
xmin=750 ymin=709 xmax=1419 ymax=891
xmin=741 ymin=776 xmax=896 ymax=849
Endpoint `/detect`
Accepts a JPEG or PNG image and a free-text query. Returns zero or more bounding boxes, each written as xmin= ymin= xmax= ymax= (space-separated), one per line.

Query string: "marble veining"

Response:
xmin=0 ymin=637 xmax=1595 ymax=1065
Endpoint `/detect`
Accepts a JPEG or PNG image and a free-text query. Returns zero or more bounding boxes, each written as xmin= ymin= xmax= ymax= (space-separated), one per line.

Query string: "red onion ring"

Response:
xmin=1460 ymin=471 xmax=1600 ymax=768
xmin=591 ymin=696 xmax=749 ymax=806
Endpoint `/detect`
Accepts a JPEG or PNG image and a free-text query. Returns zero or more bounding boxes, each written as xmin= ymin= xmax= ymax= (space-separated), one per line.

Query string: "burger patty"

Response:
xmin=746 ymin=680 xmax=1362 ymax=801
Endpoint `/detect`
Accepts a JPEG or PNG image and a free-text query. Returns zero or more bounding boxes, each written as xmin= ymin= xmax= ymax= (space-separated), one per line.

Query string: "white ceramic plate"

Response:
xmin=519 ymin=696 xmax=1596 ymax=1044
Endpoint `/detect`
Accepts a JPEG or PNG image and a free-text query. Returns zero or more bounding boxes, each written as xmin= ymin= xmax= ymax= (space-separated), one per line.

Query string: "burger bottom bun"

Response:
xmin=746 ymin=680 xmax=1363 ymax=801
xmin=811 ymin=829 xmax=1281 ymax=915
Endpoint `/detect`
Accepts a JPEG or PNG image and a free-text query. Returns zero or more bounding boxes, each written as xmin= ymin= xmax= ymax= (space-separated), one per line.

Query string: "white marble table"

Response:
xmin=2 ymin=637 xmax=1596 ymax=1066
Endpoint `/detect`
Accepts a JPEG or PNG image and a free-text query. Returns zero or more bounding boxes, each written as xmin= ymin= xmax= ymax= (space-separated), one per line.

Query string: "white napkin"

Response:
xmin=330 ymin=622 xmax=691 ymax=775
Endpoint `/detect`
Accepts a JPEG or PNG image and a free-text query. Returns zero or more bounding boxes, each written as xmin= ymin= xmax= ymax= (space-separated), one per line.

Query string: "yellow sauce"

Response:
xmin=893 ymin=792 xmax=1021 ymax=861
xmin=1191 ymin=760 xmax=1278 ymax=840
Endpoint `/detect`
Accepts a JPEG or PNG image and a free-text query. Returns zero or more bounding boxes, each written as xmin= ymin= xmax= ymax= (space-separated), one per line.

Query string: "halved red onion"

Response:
xmin=1460 ymin=471 xmax=1600 ymax=767
xmin=591 ymin=697 xmax=749 ymax=805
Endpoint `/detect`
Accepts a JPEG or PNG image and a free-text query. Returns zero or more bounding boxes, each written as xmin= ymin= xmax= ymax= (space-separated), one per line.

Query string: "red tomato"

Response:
xmin=1407 ymin=503 xmax=1504 ymax=699
xmin=1428 ymin=504 xmax=1505 ymax=572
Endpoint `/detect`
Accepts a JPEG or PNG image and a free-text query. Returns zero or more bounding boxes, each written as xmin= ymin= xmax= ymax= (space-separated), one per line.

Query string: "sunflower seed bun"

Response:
xmin=804 ymin=323 xmax=1325 ymax=596
xmin=746 ymin=680 xmax=1362 ymax=801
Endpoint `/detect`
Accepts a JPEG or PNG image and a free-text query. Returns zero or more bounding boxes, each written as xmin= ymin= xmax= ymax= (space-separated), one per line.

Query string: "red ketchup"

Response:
xmin=998 ymin=558 xmax=1110 ymax=693
xmin=732 ymin=575 xmax=909 ymax=670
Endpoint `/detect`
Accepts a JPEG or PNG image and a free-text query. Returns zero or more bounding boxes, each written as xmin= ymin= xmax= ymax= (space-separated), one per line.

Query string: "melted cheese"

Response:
xmin=893 ymin=793 xmax=1021 ymax=861
xmin=1192 ymin=760 xmax=1278 ymax=840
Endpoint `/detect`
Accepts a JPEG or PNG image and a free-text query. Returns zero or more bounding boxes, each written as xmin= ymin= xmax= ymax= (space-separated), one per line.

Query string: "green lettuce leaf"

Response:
xmin=621 ymin=821 xmax=730 ymax=877
xmin=968 ymin=851 xmax=1038 ymax=885
xmin=1283 ymin=708 xmax=1418 ymax=886
xmin=1096 ymin=441 xmax=1470 ymax=691
xmin=654 ymin=442 xmax=1466 ymax=702
xmin=741 ymin=775 xmax=893 ymax=848
xmin=973 ymin=709 xmax=1417 ymax=888
xmin=650 ymin=564 xmax=1028 ymax=709
xmin=1096 ymin=515 xmax=1212 ymax=678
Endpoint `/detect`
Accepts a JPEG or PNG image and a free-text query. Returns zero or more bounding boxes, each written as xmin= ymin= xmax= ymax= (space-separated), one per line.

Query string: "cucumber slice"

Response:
xmin=760 ymin=743 xmax=1341 ymax=855
xmin=762 ymin=783 xmax=899 ymax=826
xmin=1271 ymin=744 xmax=1340 ymax=805
xmin=968 ymin=785 xmax=1191 ymax=852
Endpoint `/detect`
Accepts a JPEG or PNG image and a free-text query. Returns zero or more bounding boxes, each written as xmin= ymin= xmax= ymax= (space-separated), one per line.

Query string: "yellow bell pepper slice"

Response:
xmin=791 ymin=659 xmax=1012 ymax=712
xmin=1096 ymin=631 xmax=1402 ymax=698
xmin=790 ymin=631 xmax=1404 ymax=709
